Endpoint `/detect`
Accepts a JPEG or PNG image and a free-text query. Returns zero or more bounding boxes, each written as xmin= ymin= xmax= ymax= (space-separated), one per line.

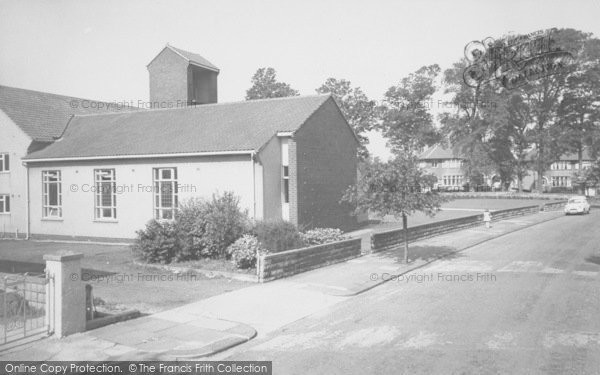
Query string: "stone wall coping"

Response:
xmin=373 ymin=205 xmax=541 ymax=238
xmin=43 ymin=251 xmax=84 ymax=262
xmin=262 ymin=237 xmax=360 ymax=260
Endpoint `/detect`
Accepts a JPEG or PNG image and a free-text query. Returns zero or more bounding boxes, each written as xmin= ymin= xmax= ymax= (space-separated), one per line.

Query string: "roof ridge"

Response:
xmin=0 ymin=84 xmax=121 ymax=105
xmin=70 ymin=94 xmax=332 ymax=119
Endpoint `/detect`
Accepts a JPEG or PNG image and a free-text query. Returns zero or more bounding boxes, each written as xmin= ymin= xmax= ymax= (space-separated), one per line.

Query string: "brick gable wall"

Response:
xmin=291 ymin=99 xmax=358 ymax=231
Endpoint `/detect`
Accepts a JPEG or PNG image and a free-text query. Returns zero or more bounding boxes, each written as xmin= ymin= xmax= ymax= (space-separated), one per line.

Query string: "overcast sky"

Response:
xmin=1 ymin=0 xmax=599 ymax=158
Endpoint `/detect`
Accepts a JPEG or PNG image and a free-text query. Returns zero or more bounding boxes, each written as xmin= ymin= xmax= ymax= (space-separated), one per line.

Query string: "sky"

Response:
xmin=1 ymin=0 xmax=599 ymax=158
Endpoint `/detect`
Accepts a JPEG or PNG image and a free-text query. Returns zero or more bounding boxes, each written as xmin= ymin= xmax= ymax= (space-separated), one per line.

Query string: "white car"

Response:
xmin=564 ymin=196 xmax=591 ymax=215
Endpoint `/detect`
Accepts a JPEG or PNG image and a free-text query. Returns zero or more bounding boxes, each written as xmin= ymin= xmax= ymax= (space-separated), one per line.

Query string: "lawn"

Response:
xmin=0 ymin=240 xmax=253 ymax=314
xmin=365 ymin=198 xmax=555 ymax=232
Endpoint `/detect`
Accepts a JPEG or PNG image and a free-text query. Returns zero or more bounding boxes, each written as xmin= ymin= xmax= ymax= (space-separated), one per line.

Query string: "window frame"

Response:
xmin=94 ymin=169 xmax=117 ymax=220
xmin=42 ymin=170 xmax=62 ymax=218
xmin=0 ymin=194 xmax=9 ymax=214
xmin=282 ymin=165 xmax=290 ymax=204
xmin=0 ymin=153 xmax=9 ymax=173
xmin=153 ymin=167 xmax=178 ymax=221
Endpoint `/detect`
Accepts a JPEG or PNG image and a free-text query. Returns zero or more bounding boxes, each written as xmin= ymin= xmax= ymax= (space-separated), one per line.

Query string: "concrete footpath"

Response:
xmin=0 ymin=211 xmax=564 ymax=360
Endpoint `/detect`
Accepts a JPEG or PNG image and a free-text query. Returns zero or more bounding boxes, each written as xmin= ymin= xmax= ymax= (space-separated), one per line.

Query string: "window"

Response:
xmin=431 ymin=160 xmax=439 ymax=168
xmin=0 ymin=153 xmax=9 ymax=172
xmin=0 ymin=195 xmax=9 ymax=214
xmin=552 ymin=176 xmax=571 ymax=187
xmin=282 ymin=166 xmax=290 ymax=204
xmin=153 ymin=168 xmax=178 ymax=220
xmin=94 ymin=169 xmax=117 ymax=219
xmin=42 ymin=171 xmax=62 ymax=218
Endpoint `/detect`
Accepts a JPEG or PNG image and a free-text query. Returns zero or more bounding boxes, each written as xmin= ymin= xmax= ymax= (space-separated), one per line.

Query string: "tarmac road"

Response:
xmin=227 ymin=211 xmax=600 ymax=374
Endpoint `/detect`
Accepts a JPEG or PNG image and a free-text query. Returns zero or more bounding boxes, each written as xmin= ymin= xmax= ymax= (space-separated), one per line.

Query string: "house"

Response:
xmin=2 ymin=45 xmax=359 ymax=241
xmin=523 ymin=148 xmax=596 ymax=194
xmin=419 ymin=142 xmax=597 ymax=194
xmin=0 ymin=85 xmax=137 ymax=238
xmin=418 ymin=144 xmax=467 ymax=189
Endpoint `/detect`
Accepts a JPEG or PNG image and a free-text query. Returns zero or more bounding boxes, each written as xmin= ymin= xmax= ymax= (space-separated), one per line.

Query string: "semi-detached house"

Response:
xmin=1 ymin=44 xmax=359 ymax=241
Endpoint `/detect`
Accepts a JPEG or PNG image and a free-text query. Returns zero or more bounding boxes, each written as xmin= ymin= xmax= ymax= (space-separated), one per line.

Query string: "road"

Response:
xmin=225 ymin=212 xmax=600 ymax=374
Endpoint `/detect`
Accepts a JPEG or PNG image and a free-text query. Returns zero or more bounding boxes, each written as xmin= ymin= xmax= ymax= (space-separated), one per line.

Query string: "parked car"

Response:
xmin=564 ymin=196 xmax=591 ymax=215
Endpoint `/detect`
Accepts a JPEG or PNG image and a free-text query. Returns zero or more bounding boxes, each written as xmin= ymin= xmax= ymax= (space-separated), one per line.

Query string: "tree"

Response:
xmin=341 ymin=155 xmax=447 ymax=263
xmin=380 ymin=65 xmax=441 ymax=156
xmin=246 ymin=67 xmax=300 ymax=100
xmin=442 ymin=29 xmax=600 ymax=192
xmin=503 ymin=29 xmax=589 ymax=191
xmin=556 ymin=46 xmax=600 ymax=192
xmin=316 ymin=78 xmax=377 ymax=160
xmin=440 ymin=59 xmax=509 ymax=187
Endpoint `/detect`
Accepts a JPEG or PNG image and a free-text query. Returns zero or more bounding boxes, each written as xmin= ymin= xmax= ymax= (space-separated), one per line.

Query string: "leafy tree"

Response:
xmin=342 ymin=155 xmax=447 ymax=263
xmin=316 ymin=78 xmax=376 ymax=160
xmin=440 ymin=59 xmax=507 ymax=187
xmin=379 ymin=65 xmax=442 ymax=155
xmin=442 ymin=29 xmax=600 ymax=191
xmin=503 ymin=29 xmax=590 ymax=191
xmin=246 ymin=67 xmax=300 ymax=100
xmin=558 ymin=50 xmax=600 ymax=170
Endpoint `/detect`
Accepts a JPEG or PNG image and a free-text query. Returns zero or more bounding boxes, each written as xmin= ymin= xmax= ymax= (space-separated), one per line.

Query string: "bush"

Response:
xmin=200 ymin=192 xmax=249 ymax=258
xmin=131 ymin=220 xmax=181 ymax=264
xmin=301 ymin=228 xmax=348 ymax=246
xmin=176 ymin=192 xmax=249 ymax=259
xmin=226 ymin=235 xmax=263 ymax=269
xmin=252 ymin=220 xmax=305 ymax=253
xmin=176 ymin=198 xmax=207 ymax=260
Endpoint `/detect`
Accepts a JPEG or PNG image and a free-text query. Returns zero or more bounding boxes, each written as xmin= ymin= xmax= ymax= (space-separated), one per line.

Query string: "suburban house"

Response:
xmin=418 ymin=144 xmax=468 ymax=190
xmin=523 ymin=148 xmax=596 ymax=194
xmin=1 ymin=45 xmax=359 ymax=241
xmin=419 ymin=143 xmax=597 ymax=194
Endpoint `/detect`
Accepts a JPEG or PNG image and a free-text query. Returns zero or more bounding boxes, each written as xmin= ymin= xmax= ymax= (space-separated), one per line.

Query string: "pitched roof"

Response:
xmin=157 ymin=44 xmax=219 ymax=72
xmin=418 ymin=144 xmax=462 ymax=160
xmin=0 ymin=85 xmax=139 ymax=142
xmin=525 ymin=148 xmax=594 ymax=161
xmin=25 ymin=94 xmax=336 ymax=161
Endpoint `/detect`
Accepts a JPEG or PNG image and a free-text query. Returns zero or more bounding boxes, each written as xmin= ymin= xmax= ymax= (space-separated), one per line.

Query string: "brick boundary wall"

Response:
xmin=444 ymin=192 xmax=575 ymax=200
xmin=371 ymin=205 xmax=541 ymax=253
xmin=540 ymin=200 xmax=567 ymax=211
xmin=258 ymin=237 xmax=362 ymax=282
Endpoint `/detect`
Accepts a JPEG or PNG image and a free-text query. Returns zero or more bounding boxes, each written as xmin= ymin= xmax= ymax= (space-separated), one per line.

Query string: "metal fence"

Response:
xmin=0 ymin=272 xmax=53 ymax=347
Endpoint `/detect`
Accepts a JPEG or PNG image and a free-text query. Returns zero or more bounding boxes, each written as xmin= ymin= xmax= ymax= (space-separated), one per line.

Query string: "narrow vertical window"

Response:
xmin=95 ymin=169 xmax=117 ymax=219
xmin=0 ymin=153 xmax=8 ymax=172
xmin=282 ymin=166 xmax=290 ymax=204
xmin=42 ymin=171 xmax=62 ymax=218
xmin=153 ymin=167 xmax=178 ymax=220
xmin=0 ymin=195 xmax=9 ymax=213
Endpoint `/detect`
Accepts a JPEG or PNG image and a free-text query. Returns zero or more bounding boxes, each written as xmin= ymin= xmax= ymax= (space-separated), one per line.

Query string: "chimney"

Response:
xmin=147 ymin=44 xmax=219 ymax=109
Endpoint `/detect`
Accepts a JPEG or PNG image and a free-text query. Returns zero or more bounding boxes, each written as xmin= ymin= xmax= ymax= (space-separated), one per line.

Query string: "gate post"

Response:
xmin=44 ymin=251 xmax=85 ymax=338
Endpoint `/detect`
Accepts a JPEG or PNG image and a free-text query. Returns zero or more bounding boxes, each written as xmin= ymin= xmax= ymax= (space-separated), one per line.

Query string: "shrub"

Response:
xmin=176 ymin=198 xmax=208 ymax=260
xmin=134 ymin=192 xmax=250 ymax=263
xmin=200 ymin=192 xmax=250 ymax=258
xmin=131 ymin=220 xmax=181 ymax=264
xmin=226 ymin=235 xmax=263 ymax=269
xmin=252 ymin=220 xmax=305 ymax=253
xmin=301 ymin=228 xmax=348 ymax=246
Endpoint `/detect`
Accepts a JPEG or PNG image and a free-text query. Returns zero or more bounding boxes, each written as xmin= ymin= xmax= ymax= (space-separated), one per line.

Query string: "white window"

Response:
xmin=431 ymin=160 xmax=439 ymax=168
xmin=94 ymin=169 xmax=117 ymax=220
xmin=153 ymin=167 xmax=178 ymax=220
xmin=42 ymin=171 xmax=62 ymax=218
xmin=0 ymin=153 xmax=9 ymax=172
xmin=0 ymin=195 xmax=9 ymax=214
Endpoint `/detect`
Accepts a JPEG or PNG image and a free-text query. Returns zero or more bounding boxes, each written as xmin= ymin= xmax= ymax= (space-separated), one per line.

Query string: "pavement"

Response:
xmin=0 ymin=210 xmax=564 ymax=360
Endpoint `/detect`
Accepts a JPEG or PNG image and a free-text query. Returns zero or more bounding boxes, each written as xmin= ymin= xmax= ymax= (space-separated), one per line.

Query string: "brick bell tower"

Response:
xmin=147 ymin=43 xmax=219 ymax=109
